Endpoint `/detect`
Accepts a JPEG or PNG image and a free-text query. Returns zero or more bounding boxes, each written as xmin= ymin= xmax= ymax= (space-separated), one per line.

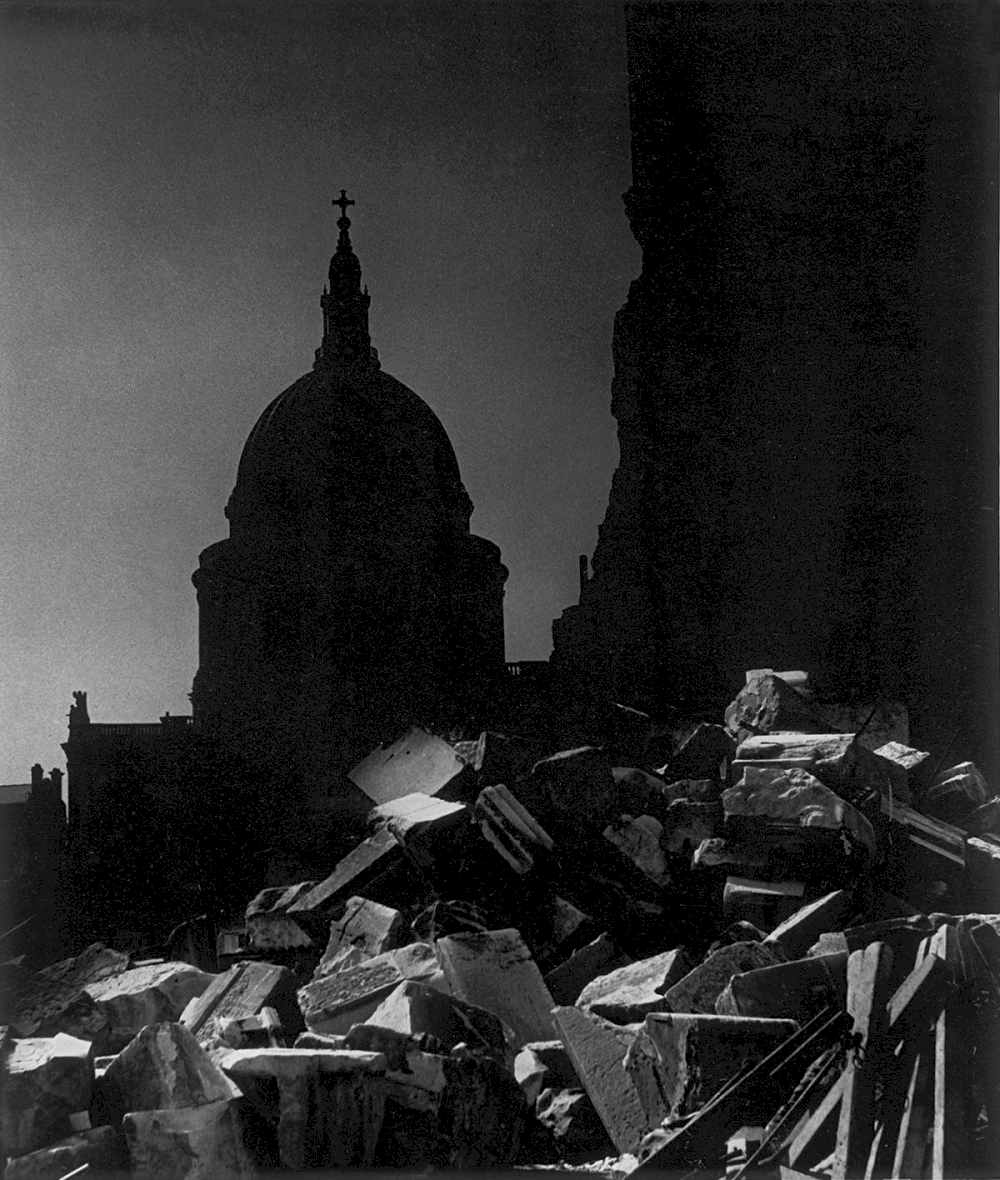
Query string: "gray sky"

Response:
xmin=0 ymin=0 xmax=638 ymax=782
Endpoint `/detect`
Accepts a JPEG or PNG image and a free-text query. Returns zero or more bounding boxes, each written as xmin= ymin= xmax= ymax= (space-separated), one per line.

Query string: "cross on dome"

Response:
xmin=333 ymin=189 xmax=355 ymax=227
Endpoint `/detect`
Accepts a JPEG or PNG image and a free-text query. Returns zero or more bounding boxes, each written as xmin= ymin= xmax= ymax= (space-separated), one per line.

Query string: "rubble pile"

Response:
xmin=2 ymin=669 xmax=999 ymax=1177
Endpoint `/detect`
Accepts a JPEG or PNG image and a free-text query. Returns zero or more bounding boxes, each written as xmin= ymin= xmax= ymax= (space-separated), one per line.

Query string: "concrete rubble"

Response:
xmin=3 ymin=667 xmax=1000 ymax=1177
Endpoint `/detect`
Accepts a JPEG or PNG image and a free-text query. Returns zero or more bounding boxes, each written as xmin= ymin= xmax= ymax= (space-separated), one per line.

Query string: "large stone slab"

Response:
xmin=551 ymin=1006 xmax=647 ymax=1156
xmin=365 ymin=980 xmax=509 ymax=1062
xmin=369 ymin=793 xmax=469 ymax=870
xmin=220 ymin=1047 xmax=387 ymax=1168
xmin=286 ymin=828 xmax=407 ymax=939
xmin=0 ymin=1033 xmax=93 ymax=1159
xmin=435 ymin=928 xmax=556 ymax=1048
xmin=348 ymin=726 xmax=467 ymax=805
xmin=724 ymin=765 xmax=877 ymax=854
xmin=722 ymin=877 xmax=806 ymax=931
xmin=123 ymin=1098 xmax=255 ymax=1180
xmin=11 ymin=944 xmax=131 ymax=1041
xmin=297 ymin=943 xmax=442 ymax=1036
xmin=733 ymin=732 xmax=891 ymax=803
xmin=102 ymin=1023 xmax=239 ymax=1122
xmin=625 ymin=1013 xmax=799 ymax=1123
xmin=3 ymin=1125 xmax=127 ymax=1180
xmin=662 ymin=941 xmax=784 ymax=1015
xmin=315 ymin=895 xmax=404 ymax=978
xmin=714 ymin=953 xmax=848 ymax=1022
xmin=763 ymin=889 xmax=853 ymax=959
xmin=85 ymin=962 xmax=215 ymax=1050
xmin=181 ymin=960 xmax=303 ymax=1049
xmin=544 ymin=934 xmax=632 ymax=1006
xmin=724 ymin=673 xmax=831 ymax=741
xmin=577 ymin=948 xmax=693 ymax=1024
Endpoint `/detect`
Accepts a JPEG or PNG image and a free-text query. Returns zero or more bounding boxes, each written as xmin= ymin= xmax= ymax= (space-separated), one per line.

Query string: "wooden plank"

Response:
xmin=931 ymin=1006 xmax=967 ymax=1179
xmin=833 ymin=943 xmax=895 ymax=1179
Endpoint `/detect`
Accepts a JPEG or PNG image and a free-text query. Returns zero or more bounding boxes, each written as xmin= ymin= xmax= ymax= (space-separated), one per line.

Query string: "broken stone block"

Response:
xmin=11 ymin=943 xmax=131 ymax=1041
xmin=314 ymin=895 xmax=404 ymax=979
xmin=661 ymin=777 xmax=724 ymax=804
xmin=3 ymin=1125 xmax=127 ymax=1180
xmin=348 ymin=725 xmax=469 ymax=805
xmin=873 ymin=741 xmax=930 ymax=799
xmin=365 ymin=980 xmax=509 ymax=1062
xmin=724 ymin=765 xmax=877 ymax=855
xmin=603 ymin=815 xmax=671 ymax=887
xmin=181 ymin=960 xmax=303 ymax=1050
xmin=722 ymin=878 xmax=806 ymax=931
xmin=369 ymin=793 xmax=469 ymax=870
xmin=714 ymin=953 xmax=848 ymax=1022
xmin=817 ymin=700 xmax=909 ymax=750
xmin=245 ymin=881 xmax=315 ymax=950
xmin=662 ymin=941 xmax=784 ymax=1015
xmin=123 ymin=1098 xmax=254 ymax=1180
xmin=536 ymin=1087 xmax=617 ymax=1163
xmin=286 ymin=827 xmax=408 ymax=940
xmin=733 ymin=732 xmax=891 ymax=804
xmin=84 ymin=962 xmax=215 ymax=1051
xmin=921 ymin=761 xmax=990 ymax=823
xmin=550 ymin=1006 xmax=647 ymax=1156
xmin=625 ymin=1013 xmax=799 ymax=1124
xmin=692 ymin=837 xmax=769 ymax=874
xmin=102 ymin=1023 xmax=239 ymax=1124
xmin=544 ymin=934 xmax=632 ymax=1006
xmin=577 ymin=949 xmax=693 ymax=1024
xmin=763 ymin=890 xmax=853 ymax=959
xmin=519 ymin=894 xmax=599 ymax=973
xmin=963 ymin=797 xmax=1000 ymax=837
xmin=410 ymin=898 xmax=488 ymax=942
xmin=475 ymin=783 xmax=555 ymax=875
xmin=220 ymin=1046 xmax=387 ymax=1168
xmin=435 ymin=928 xmax=556 ymax=1048
xmin=0 ymin=1033 xmax=93 ymax=1159
xmin=297 ymin=943 xmax=442 ymax=1036
xmin=519 ymin=749 xmax=662 ymax=836
xmin=724 ymin=673 xmax=831 ymax=742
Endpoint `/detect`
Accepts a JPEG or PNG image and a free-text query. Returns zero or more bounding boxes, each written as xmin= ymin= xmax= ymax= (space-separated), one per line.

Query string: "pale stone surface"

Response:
xmin=123 ymin=1098 xmax=255 ymax=1180
xmin=3 ymin=1125 xmax=126 ymax=1180
xmin=514 ymin=1045 xmax=547 ymax=1107
xmin=603 ymin=816 xmax=671 ymax=886
xmin=725 ymin=673 xmax=830 ymax=740
xmin=545 ymin=934 xmax=632 ymax=1006
xmin=723 ymin=766 xmax=877 ymax=853
xmin=874 ymin=741 xmax=930 ymax=773
xmin=315 ymin=895 xmax=404 ymax=979
xmin=297 ymin=943 xmax=442 ymax=1036
xmin=365 ymin=980 xmax=509 ymax=1060
xmin=348 ymin=726 xmax=466 ymax=804
xmin=85 ymin=962 xmax=214 ymax=1048
xmin=12 ymin=943 xmax=131 ymax=1041
xmin=763 ymin=890 xmax=853 ymax=959
xmin=102 ymin=1023 xmax=239 ymax=1119
xmin=181 ymin=960 xmax=303 ymax=1049
xmin=551 ymin=1006 xmax=647 ymax=1156
xmin=577 ymin=949 xmax=693 ymax=1024
xmin=625 ymin=1013 xmax=799 ymax=1123
xmin=436 ymin=928 xmax=556 ymax=1048
xmin=370 ymin=793 xmax=469 ymax=868
xmin=662 ymin=941 xmax=784 ymax=1014
xmin=733 ymin=732 xmax=891 ymax=802
xmin=245 ymin=882 xmax=315 ymax=950
xmin=0 ymin=1033 xmax=94 ymax=1159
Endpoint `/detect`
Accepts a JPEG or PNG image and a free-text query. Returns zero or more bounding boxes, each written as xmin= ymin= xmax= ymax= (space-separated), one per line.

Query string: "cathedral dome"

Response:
xmin=227 ymin=362 xmax=474 ymax=540
xmin=225 ymin=191 xmax=473 ymax=544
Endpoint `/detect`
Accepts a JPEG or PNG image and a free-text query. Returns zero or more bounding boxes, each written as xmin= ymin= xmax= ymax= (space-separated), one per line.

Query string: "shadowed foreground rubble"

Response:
xmin=3 ymin=671 xmax=1000 ymax=1178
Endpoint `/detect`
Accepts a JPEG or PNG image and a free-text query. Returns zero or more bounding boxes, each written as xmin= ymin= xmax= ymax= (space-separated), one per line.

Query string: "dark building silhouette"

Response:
xmin=191 ymin=194 xmax=508 ymax=805
xmin=553 ymin=1 xmax=999 ymax=775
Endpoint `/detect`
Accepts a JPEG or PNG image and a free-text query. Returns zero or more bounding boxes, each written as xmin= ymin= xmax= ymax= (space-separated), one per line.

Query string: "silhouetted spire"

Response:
xmin=315 ymin=189 xmax=376 ymax=369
